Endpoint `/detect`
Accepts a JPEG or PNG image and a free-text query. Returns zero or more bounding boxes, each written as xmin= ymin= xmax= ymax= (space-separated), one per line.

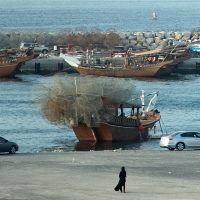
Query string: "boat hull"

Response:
xmin=72 ymin=112 xmax=160 ymax=142
xmin=0 ymin=63 xmax=18 ymax=78
xmin=93 ymin=123 xmax=147 ymax=142
xmin=72 ymin=124 xmax=97 ymax=142
xmin=73 ymin=60 xmax=175 ymax=77
xmin=0 ymin=55 xmax=34 ymax=78
xmin=72 ymin=123 xmax=151 ymax=142
xmin=72 ymin=123 xmax=148 ymax=142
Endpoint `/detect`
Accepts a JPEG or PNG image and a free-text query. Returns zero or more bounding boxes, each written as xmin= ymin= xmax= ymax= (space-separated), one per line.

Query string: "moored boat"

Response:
xmin=0 ymin=63 xmax=19 ymax=78
xmin=59 ymin=50 xmax=85 ymax=67
xmin=72 ymin=92 xmax=161 ymax=142
xmin=39 ymin=76 xmax=161 ymax=143
xmin=0 ymin=49 xmax=35 ymax=78
xmin=73 ymin=110 xmax=160 ymax=142
xmin=70 ymin=47 xmax=190 ymax=77
xmin=152 ymin=11 xmax=158 ymax=20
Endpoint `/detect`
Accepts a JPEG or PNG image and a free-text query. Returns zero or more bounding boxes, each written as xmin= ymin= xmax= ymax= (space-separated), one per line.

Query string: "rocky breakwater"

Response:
xmin=119 ymin=31 xmax=200 ymax=49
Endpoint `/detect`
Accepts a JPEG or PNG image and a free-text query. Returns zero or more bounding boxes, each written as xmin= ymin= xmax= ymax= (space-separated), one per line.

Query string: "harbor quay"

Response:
xmin=16 ymin=30 xmax=200 ymax=74
xmin=19 ymin=55 xmax=73 ymax=75
xmin=118 ymin=30 xmax=199 ymax=49
xmin=0 ymin=30 xmax=198 ymax=76
xmin=0 ymin=150 xmax=200 ymax=200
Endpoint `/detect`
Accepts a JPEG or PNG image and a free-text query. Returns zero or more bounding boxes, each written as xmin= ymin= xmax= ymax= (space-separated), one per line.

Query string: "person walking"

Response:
xmin=114 ymin=166 xmax=126 ymax=193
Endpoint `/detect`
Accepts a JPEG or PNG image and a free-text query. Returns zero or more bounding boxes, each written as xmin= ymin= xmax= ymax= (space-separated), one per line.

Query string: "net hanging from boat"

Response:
xmin=38 ymin=74 xmax=140 ymax=128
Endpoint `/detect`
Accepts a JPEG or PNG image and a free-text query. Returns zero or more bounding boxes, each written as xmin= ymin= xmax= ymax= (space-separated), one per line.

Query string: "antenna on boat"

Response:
xmin=146 ymin=91 xmax=159 ymax=112
xmin=74 ymin=77 xmax=78 ymax=94
xmin=86 ymin=49 xmax=89 ymax=64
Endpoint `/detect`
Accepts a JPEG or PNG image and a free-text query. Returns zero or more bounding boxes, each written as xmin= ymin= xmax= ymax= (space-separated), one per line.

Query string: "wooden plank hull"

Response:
xmin=0 ymin=63 xmax=18 ymax=78
xmin=0 ymin=55 xmax=34 ymax=78
xmin=73 ymin=123 xmax=147 ymax=142
xmin=72 ymin=113 xmax=160 ymax=142
xmin=73 ymin=60 xmax=175 ymax=77
xmin=72 ymin=124 xmax=97 ymax=142
xmin=94 ymin=123 xmax=143 ymax=142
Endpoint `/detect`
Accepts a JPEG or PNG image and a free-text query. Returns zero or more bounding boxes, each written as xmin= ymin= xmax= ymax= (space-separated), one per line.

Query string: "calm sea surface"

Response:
xmin=0 ymin=0 xmax=199 ymax=32
xmin=0 ymin=74 xmax=200 ymax=153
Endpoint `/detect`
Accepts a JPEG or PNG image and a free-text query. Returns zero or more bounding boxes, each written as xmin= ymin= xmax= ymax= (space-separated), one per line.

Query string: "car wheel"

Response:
xmin=168 ymin=147 xmax=175 ymax=151
xmin=42 ymin=49 xmax=48 ymax=54
xmin=176 ymin=142 xmax=185 ymax=151
xmin=9 ymin=146 xmax=17 ymax=154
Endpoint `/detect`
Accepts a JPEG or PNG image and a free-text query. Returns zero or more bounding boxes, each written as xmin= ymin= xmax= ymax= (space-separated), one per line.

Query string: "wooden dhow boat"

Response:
xmin=0 ymin=49 xmax=35 ymax=78
xmin=40 ymin=75 xmax=161 ymax=143
xmin=72 ymin=91 xmax=160 ymax=142
xmin=70 ymin=47 xmax=190 ymax=77
xmin=73 ymin=107 xmax=160 ymax=142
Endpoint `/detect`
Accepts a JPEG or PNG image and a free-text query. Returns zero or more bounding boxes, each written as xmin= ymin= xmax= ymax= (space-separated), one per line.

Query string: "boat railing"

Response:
xmin=110 ymin=116 xmax=138 ymax=126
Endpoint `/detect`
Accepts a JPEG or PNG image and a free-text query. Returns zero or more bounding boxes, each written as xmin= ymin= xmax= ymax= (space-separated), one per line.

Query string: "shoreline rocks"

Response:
xmin=119 ymin=31 xmax=200 ymax=49
xmin=0 ymin=30 xmax=199 ymax=50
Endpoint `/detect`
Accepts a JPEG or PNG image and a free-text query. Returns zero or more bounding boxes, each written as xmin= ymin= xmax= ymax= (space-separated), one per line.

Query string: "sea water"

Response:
xmin=0 ymin=74 xmax=200 ymax=153
xmin=0 ymin=0 xmax=199 ymax=32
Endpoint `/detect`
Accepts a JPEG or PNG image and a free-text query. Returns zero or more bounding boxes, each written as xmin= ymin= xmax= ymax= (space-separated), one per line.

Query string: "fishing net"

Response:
xmin=38 ymin=74 xmax=140 ymax=128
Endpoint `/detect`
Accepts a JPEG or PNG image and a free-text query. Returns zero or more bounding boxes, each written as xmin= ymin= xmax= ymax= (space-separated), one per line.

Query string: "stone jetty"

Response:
xmin=118 ymin=31 xmax=200 ymax=49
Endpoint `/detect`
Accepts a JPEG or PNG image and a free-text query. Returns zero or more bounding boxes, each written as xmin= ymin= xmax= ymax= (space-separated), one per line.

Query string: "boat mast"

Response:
xmin=140 ymin=90 xmax=145 ymax=116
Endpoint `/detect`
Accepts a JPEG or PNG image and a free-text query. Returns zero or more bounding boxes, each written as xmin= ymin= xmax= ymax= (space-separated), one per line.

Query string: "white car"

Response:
xmin=20 ymin=42 xmax=49 ymax=54
xmin=160 ymin=131 xmax=200 ymax=151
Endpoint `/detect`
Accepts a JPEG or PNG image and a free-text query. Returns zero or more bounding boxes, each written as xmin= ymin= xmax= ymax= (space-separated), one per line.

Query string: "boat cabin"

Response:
xmin=102 ymin=99 xmax=143 ymax=127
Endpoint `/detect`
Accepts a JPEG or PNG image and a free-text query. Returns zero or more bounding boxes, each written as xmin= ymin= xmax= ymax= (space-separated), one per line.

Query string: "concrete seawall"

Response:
xmin=19 ymin=55 xmax=75 ymax=74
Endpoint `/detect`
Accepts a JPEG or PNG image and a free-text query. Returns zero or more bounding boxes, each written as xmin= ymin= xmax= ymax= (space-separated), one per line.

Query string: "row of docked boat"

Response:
xmin=60 ymin=46 xmax=191 ymax=78
xmin=0 ymin=43 xmax=196 ymax=79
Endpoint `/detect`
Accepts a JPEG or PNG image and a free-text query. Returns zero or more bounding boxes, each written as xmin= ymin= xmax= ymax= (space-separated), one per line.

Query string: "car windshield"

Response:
xmin=181 ymin=132 xmax=195 ymax=137
xmin=0 ymin=137 xmax=6 ymax=142
xmin=195 ymin=133 xmax=200 ymax=137
xmin=170 ymin=132 xmax=182 ymax=137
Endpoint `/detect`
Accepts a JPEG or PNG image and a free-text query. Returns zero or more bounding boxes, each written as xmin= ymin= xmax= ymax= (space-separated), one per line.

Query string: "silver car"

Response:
xmin=0 ymin=137 xmax=19 ymax=154
xmin=160 ymin=131 xmax=200 ymax=151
